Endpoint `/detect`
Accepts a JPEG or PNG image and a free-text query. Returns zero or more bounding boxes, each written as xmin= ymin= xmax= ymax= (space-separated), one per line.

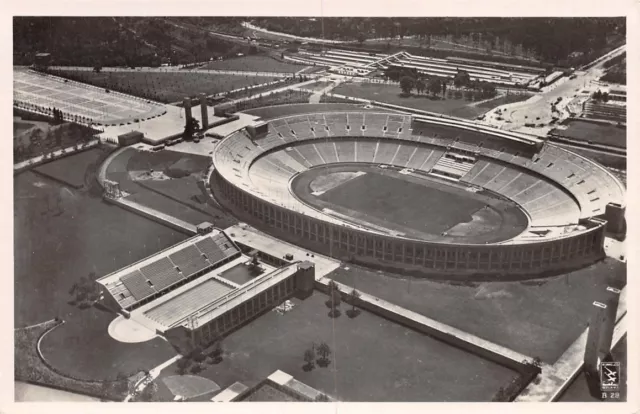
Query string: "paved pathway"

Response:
xmin=14 ymin=140 xmax=99 ymax=172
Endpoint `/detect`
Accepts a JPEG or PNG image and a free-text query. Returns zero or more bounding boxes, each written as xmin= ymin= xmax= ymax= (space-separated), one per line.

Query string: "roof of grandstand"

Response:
xmin=97 ymin=230 xmax=240 ymax=309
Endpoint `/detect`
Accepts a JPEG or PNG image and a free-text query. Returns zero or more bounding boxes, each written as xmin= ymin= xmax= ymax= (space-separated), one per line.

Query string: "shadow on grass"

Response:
xmin=328 ymin=309 xmax=341 ymax=319
xmin=316 ymin=358 xmax=331 ymax=368
xmin=346 ymin=308 xmax=361 ymax=319
xmin=302 ymin=363 xmax=315 ymax=372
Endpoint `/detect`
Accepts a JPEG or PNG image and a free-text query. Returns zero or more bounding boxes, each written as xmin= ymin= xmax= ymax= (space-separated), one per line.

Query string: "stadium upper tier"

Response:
xmin=213 ymin=112 xmax=624 ymax=245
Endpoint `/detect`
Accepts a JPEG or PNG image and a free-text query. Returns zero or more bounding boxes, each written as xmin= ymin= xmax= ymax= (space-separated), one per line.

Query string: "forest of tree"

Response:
xmin=250 ymin=17 xmax=625 ymax=65
xmin=13 ymin=17 xmax=251 ymax=67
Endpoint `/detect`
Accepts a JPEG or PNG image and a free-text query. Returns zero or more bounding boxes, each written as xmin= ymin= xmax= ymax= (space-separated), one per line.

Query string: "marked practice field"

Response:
xmin=52 ymin=70 xmax=276 ymax=103
xmin=332 ymin=82 xmax=489 ymax=119
xmin=203 ymin=55 xmax=306 ymax=73
xmin=158 ymin=291 xmax=515 ymax=401
xmin=328 ymin=258 xmax=626 ymax=364
xmin=292 ymin=165 xmax=527 ymax=243
xmin=554 ymin=120 xmax=626 ymax=148
xmin=33 ymin=148 xmax=107 ymax=189
xmin=14 ymin=170 xmax=187 ymax=327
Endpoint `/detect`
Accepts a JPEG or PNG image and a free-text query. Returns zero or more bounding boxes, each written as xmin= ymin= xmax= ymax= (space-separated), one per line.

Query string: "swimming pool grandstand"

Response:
xmin=97 ymin=230 xmax=241 ymax=311
xmin=212 ymin=111 xmax=625 ymax=279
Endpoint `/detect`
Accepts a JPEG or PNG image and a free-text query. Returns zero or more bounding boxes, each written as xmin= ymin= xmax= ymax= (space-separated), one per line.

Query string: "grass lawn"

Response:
xmin=476 ymin=93 xmax=533 ymax=109
xmin=328 ymin=259 xmax=626 ymax=364
xmin=558 ymin=335 xmax=627 ymax=402
xmin=33 ymin=148 xmax=108 ymax=189
xmin=14 ymin=170 xmax=187 ymax=327
xmin=52 ymin=70 xmax=277 ymax=103
xmin=14 ymin=121 xmax=36 ymax=135
xmin=554 ymin=120 xmax=626 ymax=149
xmin=15 ymin=320 xmax=130 ymax=401
xmin=203 ymin=55 xmax=305 ymax=73
xmin=332 ymin=82 xmax=487 ymax=119
xmin=39 ymin=307 xmax=177 ymax=381
xmin=157 ymin=291 xmax=515 ymax=402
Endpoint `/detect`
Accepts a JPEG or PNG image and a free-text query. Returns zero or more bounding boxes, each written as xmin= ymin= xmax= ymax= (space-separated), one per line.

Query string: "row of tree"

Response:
xmin=393 ymin=68 xmax=497 ymax=99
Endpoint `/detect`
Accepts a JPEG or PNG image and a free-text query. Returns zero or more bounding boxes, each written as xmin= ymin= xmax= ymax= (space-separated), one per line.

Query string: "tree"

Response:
xmin=315 ymin=393 xmax=330 ymax=402
xmin=453 ymin=70 xmax=471 ymax=88
xmin=135 ymin=381 xmax=159 ymax=402
xmin=601 ymin=92 xmax=610 ymax=102
xmin=303 ymin=349 xmax=315 ymax=371
xmin=441 ymin=81 xmax=447 ymax=97
xmin=183 ymin=117 xmax=200 ymax=140
xmin=428 ymin=78 xmax=441 ymax=97
xmin=415 ymin=78 xmax=426 ymax=95
xmin=348 ymin=288 xmax=361 ymax=312
xmin=177 ymin=358 xmax=190 ymax=375
xmin=480 ymin=82 xmax=497 ymax=99
xmin=592 ymin=90 xmax=603 ymax=101
xmin=316 ymin=342 xmax=331 ymax=366
xmin=399 ymin=75 xmax=415 ymax=95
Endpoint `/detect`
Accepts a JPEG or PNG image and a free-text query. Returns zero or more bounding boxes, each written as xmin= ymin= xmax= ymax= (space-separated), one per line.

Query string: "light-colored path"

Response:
xmin=108 ymin=315 xmax=158 ymax=344
xmin=14 ymin=140 xmax=100 ymax=172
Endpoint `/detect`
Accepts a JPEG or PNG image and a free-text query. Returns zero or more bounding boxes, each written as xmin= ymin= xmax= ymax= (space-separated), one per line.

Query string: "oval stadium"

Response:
xmin=211 ymin=110 xmax=625 ymax=280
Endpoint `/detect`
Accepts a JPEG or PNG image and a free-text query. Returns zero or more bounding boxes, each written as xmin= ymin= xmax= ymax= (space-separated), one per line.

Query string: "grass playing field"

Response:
xmin=554 ymin=120 xmax=626 ymax=149
xmin=328 ymin=258 xmax=626 ymax=364
xmin=320 ymin=172 xmax=484 ymax=233
xmin=332 ymin=82 xmax=495 ymax=119
xmin=52 ymin=70 xmax=277 ymax=103
xmin=156 ymin=290 xmax=515 ymax=401
xmin=33 ymin=148 xmax=108 ymax=189
xmin=293 ymin=165 xmax=527 ymax=243
xmin=203 ymin=55 xmax=306 ymax=73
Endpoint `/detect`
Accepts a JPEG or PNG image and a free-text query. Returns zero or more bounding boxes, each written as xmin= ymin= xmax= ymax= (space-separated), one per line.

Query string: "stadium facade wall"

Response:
xmin=214 ymin=170 xmax=606 ymax=280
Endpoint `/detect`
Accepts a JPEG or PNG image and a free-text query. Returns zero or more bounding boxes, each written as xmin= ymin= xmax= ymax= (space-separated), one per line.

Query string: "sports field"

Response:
xmin=203 ymin=55 xmax=306 ymax=73
xmin=52 ymin=70 xmax=276 ymax=103
xmin=553 ymin=120 xmax=626 ymax=149
xmin=328 ymin=258 xmax=626 ymax=364
xmin=105 ymin=148 xmax=237 ymax=228
xmin=33 ymin=148 xmax=108 ymax=189
xmin=293 ymin=165 xmax=527 ymax=243
xmin=332 ymin=82 xmax=509 ymax=119
xmin=157 ymin=291 xmax=515 ymax=401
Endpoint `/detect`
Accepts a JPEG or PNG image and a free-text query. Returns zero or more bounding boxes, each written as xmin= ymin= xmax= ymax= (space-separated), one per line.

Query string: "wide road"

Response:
xmin=485 ymin=45 xmax=626 ymax=135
